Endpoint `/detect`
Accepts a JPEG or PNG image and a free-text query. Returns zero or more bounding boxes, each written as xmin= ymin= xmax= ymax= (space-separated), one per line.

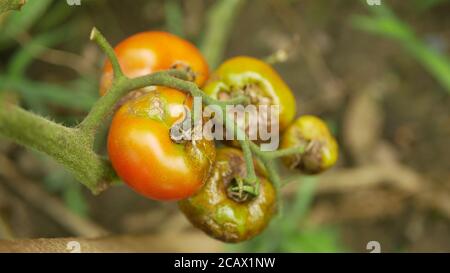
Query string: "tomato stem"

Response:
xmin=249 ymin=142 xmax=284 ymax=213
xmin=0 ymin=103 xmax=117 ymax=194
xmin=264 ymin=144 xmax=308 ymax=159
xmin=89 ymin=27 xmax=124 ymax=80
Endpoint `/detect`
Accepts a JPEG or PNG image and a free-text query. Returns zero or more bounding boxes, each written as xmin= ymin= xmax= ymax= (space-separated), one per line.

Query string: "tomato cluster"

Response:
xmin=103 ymin=31 xmax=338 ymax=242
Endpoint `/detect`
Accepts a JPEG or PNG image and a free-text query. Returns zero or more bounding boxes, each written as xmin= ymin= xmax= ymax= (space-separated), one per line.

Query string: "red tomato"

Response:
xmin=107 ymin=87 xmax=216 ymax=200
xmin=100 ymin=31 xmax=209 ymax=95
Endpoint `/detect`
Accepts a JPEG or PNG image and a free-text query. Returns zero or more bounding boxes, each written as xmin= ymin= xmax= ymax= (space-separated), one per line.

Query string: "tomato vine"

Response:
xmin=0 ymin=26 xmax=308 ymax=201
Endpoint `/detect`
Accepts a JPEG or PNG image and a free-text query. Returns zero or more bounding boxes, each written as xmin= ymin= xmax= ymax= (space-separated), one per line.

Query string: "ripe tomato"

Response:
xmin=281 ymin=115 xmax=338 ymax=174
xmin=107 ymin=87 xmax=216 ymax=201
xmin=179 ymin=147 xmax=276 ymax=242
xmin=204 ymin=56 xmax=296 ymax=133
xmin=100 ymin=31 xmax=209 ymax=96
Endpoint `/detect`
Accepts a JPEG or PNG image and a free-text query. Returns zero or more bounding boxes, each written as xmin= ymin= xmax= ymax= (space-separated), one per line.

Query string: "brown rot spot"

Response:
xmin=289 ymin=140 xmax=324 ymax=174
xmin=237 ymin=83 xmax=272 ymax=105
xmin=115 ymin=89 xmax=148 ymax=111
xmin=171 ymin=61 xmax=197 ymax=83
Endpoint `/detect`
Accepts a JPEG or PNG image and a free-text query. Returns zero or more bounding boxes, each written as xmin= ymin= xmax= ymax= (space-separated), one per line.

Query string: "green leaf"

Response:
xmin=7 ymin=25 xmax=73 ymax=77
xmin=352 ymin=3 xmax=450 ymax=93
xmin=0 ymin=75 xmax=98 ymax=113
xmin=35 ymin=0 xmax=75 ymax=32
xmin=284 ymin=228 xmax=344 ymax=253
xmin=63 ymin=184 xmax=88 ymax=217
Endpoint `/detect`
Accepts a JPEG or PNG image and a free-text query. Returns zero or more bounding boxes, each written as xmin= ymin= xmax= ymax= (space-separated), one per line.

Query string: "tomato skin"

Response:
xmin=100 ymin=31 xmax=209 ymax=96
xmin=179 ymin=148 xmax=276 ymax=243
xmin=204 ymin=56 xmax=296 ymax=131
xmin=107 ymin=87 xmax=216 ymax=201
xmin=281 ymin=115 xmax=338 ymax=174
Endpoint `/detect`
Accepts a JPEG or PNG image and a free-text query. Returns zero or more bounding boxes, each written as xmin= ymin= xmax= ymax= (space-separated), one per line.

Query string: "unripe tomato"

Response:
xmin=107 ymin=87 xmax=216 ymax=201
xmin=179 ymin=147 xmax=276 ymax=243
xmin=100 ymin=31 xmax=209 ymax=96
xmin=281 ymin=115 xmax=338 ymax=174
xmin=204 ymin=56 xmax=296 ymax=133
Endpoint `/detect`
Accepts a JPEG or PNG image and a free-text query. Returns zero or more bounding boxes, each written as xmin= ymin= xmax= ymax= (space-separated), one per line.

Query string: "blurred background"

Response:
xmin=0 ymin=0 xmax=449 ymax=252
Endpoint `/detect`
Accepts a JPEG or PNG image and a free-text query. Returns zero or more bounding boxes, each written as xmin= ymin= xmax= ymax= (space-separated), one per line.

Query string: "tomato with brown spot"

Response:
xmin=107 ymin=87 xmax=216 ymax=201
xmin=179 ymin=147 xmax=276 ymax=242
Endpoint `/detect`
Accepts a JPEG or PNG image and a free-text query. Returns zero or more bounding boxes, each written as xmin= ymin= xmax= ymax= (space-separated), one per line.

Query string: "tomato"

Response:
xmin=100 ymin=31 xmax=209 ymax=96
xmin=204 ymin=56 xmax=296 ymax=138
xmin=280 ymin=115 xmax=338 ymax=174
xmin=179 ymin=147 xmax=276 ymax=243
xmin=107 ymin=87 xmax=216 ymax=201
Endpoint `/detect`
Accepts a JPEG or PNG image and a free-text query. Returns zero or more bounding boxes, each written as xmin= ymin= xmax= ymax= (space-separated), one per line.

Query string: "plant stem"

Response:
xmin=89 ymin=27 xmax=124 ymax=79
xmin=0 ymin=103 xmax=115 ymax=194
xmin=239 ymin=140 xmax=258 ymax=184
xmin=78 ymin=70 xmax=187 ymax=138
xmin=264 ymin=145 xmax=307 ymax=159
xmin=250 ymin=141 xmax=284 ymax=212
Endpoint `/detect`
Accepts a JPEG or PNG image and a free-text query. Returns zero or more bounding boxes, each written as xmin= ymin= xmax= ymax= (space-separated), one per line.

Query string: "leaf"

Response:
xmin=63 ymin=184 xmax=88 ymax=217
xmin=7 ymin=24 xmax=73 ymax=77
xmin=0 ymin=75 xmax=98 ymax=113
xmin=35 ymin=0 xmax=74 ymax=32
xmin=285 ymin=228 xmax=344 ymax=253
xmin=289 ymin=177 xmax=317 ymax=223
xmin=351 ymin=3 xmax=450 ymax=93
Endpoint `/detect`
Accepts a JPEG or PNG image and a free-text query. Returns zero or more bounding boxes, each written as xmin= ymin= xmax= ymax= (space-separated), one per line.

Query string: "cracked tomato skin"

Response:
xmin=107 ymin=87 xmax=216 ymax=201
xmin=281 ymin=115 xmax=338 ymax=174
xmin=204 ymin=56 xmax=296 ymax=131
xmin=179 ymin=147 xmax=276 ymax=243
xmin=100 ymin=31 xmax=209 ymax=96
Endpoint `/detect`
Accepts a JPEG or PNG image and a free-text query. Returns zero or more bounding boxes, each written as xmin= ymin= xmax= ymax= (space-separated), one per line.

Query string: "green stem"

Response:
xmin=89 ymin=27 xmax=124 ymax=79
xmin=77 ymin=76 xmax=126 ymax=137
xmin=249 ymin=142 xmax=282 ymax=212
xmin=239 ymin=138 xmax=258 ymax=183
xmin=264 ymin=145 xmax=307 ymax=159
xmin=0 ymin=103 xmax=115 ymax=194
xmin=78 ymin=69 xmax=187 ymax=137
